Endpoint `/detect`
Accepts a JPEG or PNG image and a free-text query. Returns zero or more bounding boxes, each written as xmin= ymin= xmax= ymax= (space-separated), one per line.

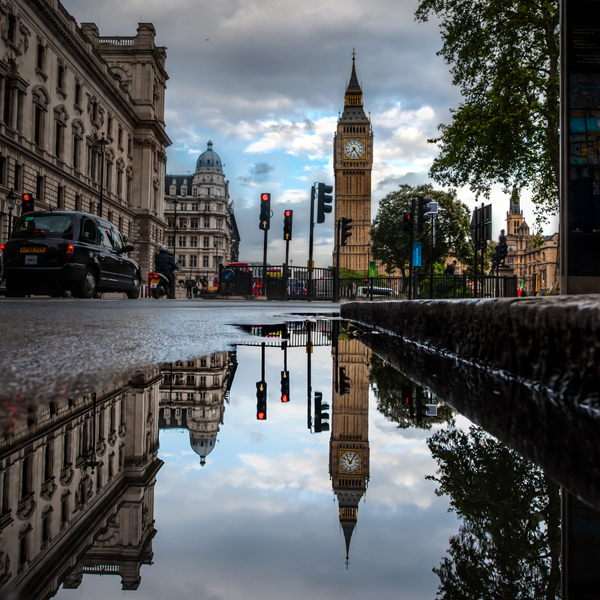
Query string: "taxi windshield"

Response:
xmin=12 ymin=214 xmax=74 ymax=239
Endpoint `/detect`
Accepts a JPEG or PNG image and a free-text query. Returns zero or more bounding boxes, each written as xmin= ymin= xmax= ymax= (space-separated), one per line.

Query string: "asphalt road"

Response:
xmin=0 ymin=298 xmax=339 ymax=413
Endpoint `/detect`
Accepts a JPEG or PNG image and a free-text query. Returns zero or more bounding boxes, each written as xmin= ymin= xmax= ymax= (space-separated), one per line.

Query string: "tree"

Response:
xmin=370 ymin=355 xmax=455 ymax=430
xmin=415 ymin=0 xmax=559 ymax=226
xmin=427 ymin=426 xmax=561 ymax=599
xmin=371 ymin=184 xmax=472 ymax=276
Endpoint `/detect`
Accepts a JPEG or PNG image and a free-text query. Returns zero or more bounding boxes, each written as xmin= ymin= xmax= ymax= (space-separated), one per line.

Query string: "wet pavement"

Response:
xmin=0 ymin=303 xmax=598 ymax=599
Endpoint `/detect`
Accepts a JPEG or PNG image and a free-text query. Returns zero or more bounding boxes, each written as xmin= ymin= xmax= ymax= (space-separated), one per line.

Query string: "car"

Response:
xmin=2 ymin=211 xmax=141 ymax=299
xmin=356 ymin=285 xmax=394 ymax=298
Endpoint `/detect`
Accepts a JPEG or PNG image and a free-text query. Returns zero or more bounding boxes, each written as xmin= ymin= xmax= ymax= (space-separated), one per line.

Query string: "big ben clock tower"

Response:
xmin=329 ymin=335 xmax=371 ymax=565
xmin=333 ymin=51 xmax=374 ymax=273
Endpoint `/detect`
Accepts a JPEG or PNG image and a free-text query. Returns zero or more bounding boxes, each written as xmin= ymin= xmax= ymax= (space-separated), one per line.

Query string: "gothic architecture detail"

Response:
xmin=0 ymin=2 xmax=171 ymax=278
xmin=330 ymin=335 xmax=371 ymax=566
xmin=333 ymin=51 xmax=374 ymax=273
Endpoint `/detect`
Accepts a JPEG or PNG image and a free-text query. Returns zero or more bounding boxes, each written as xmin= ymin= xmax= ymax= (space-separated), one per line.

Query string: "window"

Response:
xmin=216 ymin=189 xmax=221 ymax=197
xmin=203 ymin=236 xmax=209 ymax=248
xmin=34 ymin=105 xmax=44 ymax=146
xmin=75 ymin=82 xmax=82 ymax=106
xmin=190 ymin=218 xmax=198 ymax=229
xmin=170 ymin=186 xmax=176 ymax=195
xmin=204 ymin=201 xmax=210 ymax=211
xmin=118 ymin=126 xmax=123 ymax=148
xmin=36 ymin=175 xmax=45 ymax=202
xmin=192 ymin=203 xmax=199 ymax=211
xmin=217 ymin=218 xmax=223 ymax=229
xmin=37 ymin=44 xmax=45 ymax=71
xmin=57 ymin=186 xmax=64 ymax=210
xmin=203 ymin=255 xmax=209 ymax=267
xmin=167 ymin=236 xmax=174 ymax=247
xmin=193 ymin=188 xmax=198 ymax=196
xmin=172 ymin=178 xmax=176 ymax=185
xmin=178 ymin=236 xmax=186 ymax=247
xmin=14 ymin=163 xmax=21 ymax=191
xmin=0 ymin=155 xmax=5 ymax=186
xmin=181 ymin=187 xmax=187 ymax=196
xmin=200 ymin=376 xmax=206 ymax=387
xmin=7 ymin=14 xmax=16 ymax=44
xmin=189 ymin=255 xmax=197 ymax=267
xmin=205 ymin=187 xmax=210 ymax=196
xmin=190 ymin=236 xmax=198 ymax=247
xmin=177 ymin=255 xmax=186 ymax=267
xmin=57 ymin=63 xmax=65 ymax=91
xmin=179 ymin=218 xmax=187 ymax=228
xmin=204 ymin=218 xmax=210 ymax=228
xmin=213 ymin=256 xmax=219 ymax=268
xmin=55 ymin=120 xmax=64 ymax=158
xmin=167 ymin=217 xmax=174 ymax=228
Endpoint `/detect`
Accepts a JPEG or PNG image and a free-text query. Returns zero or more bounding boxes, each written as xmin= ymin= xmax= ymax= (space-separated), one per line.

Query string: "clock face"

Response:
xmin=344 ymin=139 xmax=364 ymax=159
xmin=340 ymin=451 xmax=361 ymax=473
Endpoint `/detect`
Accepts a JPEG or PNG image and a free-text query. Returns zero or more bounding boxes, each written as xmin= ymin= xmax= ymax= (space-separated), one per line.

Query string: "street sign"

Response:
xmin=471 ymin=204 xmax=492 ymax=249
xmin=369 ymin=261 xmax=376 ymax=277
xmin=413 ymin=242 xmax=422 ymax=267
xmin=223 ymin=269 xmax=234 ymax=282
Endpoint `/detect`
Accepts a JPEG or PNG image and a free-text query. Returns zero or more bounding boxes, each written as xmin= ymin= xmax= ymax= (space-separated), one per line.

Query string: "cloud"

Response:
xmin=237 ymin=162 xmax=275 ymax=186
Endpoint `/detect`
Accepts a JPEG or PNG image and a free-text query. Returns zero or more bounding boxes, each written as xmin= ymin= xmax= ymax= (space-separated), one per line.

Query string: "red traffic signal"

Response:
xmin=260 ymin=193 xmax=271 ymax=230
xmin=22 ymin=193 xmax=35 ymax=214
xmin=283 ymin=210 xmax=293 ymax=241
xmin=261 ymin=193 xmax=270 ymax=202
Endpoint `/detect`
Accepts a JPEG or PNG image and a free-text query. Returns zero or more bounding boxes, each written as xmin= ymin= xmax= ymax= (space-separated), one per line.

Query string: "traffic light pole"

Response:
xmin=308 ymin=184 xmax=315 ymax=302
xmin=262 ymin=228 xmax=268 ymax=297
xmin=408 ymin=198 xmax=415 ymax=300
xmin=334 ymin=219 xmax=341 ymax=302
xmin=306 ymin=320 xmax=312 ymax=430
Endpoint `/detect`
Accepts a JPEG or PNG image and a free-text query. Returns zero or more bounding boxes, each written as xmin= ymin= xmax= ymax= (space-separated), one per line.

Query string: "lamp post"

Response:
xmin=97 ymin=133 xmax=109 ymax=218
xmin=173 ymin=197 xmax=179 ymax=257
xmin=6 ymin=189 xmax=17 ymax=240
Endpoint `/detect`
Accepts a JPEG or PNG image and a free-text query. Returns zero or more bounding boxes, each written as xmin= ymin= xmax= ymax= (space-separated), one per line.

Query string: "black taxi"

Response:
xmin=2 ymin=211 xmax=141 ymax=298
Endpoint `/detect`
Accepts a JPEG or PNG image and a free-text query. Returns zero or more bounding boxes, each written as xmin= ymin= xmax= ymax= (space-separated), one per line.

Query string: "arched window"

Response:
xmin=32 ymin=86 xmax=50 ymax=148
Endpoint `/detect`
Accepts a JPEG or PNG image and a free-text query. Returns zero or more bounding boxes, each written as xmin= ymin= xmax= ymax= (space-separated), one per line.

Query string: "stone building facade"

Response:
xmin=164 ymin=141 xmax=240 ymax=288
xmin=333 ymin=53 xmax=373 ymax=273
xmin=0 ymin=0 xmax=170 ymax=277
xmin=504 ymin=192 xmax=559 ymax=294
xmin=0 ymin=368 xmax=163 ymax=597
xmin=159 ymin=350 xmax=238 ymax=466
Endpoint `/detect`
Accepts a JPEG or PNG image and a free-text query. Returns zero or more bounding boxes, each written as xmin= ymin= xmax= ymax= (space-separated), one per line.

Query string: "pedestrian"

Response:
xmin=185 ymin=278 xmax=194 ymax=299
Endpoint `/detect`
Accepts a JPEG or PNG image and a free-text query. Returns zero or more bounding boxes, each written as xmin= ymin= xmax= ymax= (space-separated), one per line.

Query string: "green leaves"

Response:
xmin=416 ymin=0 xmax=560 ymax=221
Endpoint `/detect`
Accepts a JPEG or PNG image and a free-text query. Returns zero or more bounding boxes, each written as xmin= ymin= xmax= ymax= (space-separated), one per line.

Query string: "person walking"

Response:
xmin=154 ymin=245 xmax=177 ymax=299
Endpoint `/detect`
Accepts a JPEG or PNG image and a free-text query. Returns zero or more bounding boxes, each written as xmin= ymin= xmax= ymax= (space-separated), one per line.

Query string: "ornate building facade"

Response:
xmin=504 ymin=191 xmax=559 ymax=294
xmin=333 ymin=53 xmax=373 ymax=273
xmin=0 ymin=1 xmax=171 ymax=277
xmin=164 ymin=141 xmax=240 ymax=288
xmin=159 ymin=351 xmax=237 ymax=466
xmin=0 ymin=368 xmax=163 ymax=598
xmin=330 ymin=335 xmax=371 ymax=565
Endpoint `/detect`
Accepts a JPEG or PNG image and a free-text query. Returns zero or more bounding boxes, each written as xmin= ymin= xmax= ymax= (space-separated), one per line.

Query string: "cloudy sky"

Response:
xmin=63 ymin=0 xmax=557 ymax=267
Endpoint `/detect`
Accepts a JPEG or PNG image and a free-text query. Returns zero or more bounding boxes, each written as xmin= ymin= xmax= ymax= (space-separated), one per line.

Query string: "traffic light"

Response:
xmin=341 ymin=217 xmax=353 ymax=246
xmin=259 ymin=193 xmax=271 ymax=230
xmin=256 ymin=380 xmax=267 ymax=420
xmin=402 ymin=212 xmax=413 ymax=233
xmin=281 ymin=370 xmax=290 ymax=402
xmin=283 ymin=210 xmax=293 ymax=241
xmin=417 ymin=196 xmax=433 ymax=233
xmin=316 ymin=183 xmax=333 ymax=223
xmin=339 ymin=367 xmax=351 ymax=395
xmin=314 ymin=391 xmax=330 ymax=433
xmin=22 ymin=193 xmax=35 ymax=214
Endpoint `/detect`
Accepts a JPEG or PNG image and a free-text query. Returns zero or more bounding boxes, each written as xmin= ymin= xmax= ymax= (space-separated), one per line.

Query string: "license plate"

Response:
xmin=20 ymin=247 xmax=46 ymax=253
xmin=150 ymin=279 xmax=160 ymax=288
xmin=25 ymin=255 xmax=38 ymax=265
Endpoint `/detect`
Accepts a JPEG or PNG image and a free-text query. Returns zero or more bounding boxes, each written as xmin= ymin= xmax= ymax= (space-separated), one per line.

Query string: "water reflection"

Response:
xmin=1 ymin=318 xmax=599 ymax=599
xmin=0 ymin=368 xmax=162 ymax=598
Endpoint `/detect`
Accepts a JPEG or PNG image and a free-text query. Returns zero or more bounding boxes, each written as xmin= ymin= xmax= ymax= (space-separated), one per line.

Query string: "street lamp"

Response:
xmin=173 ymin=197 xmax=179 ymax=256
xmin=6 ymin=189 xmax=17 ymax=239
xmin=97 ymin=133 xmax=109 ymax=218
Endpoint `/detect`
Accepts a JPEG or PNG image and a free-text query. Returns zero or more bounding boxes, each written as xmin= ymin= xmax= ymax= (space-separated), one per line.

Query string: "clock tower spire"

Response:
xmin=333 ymin=51 xmax=373 ymax=273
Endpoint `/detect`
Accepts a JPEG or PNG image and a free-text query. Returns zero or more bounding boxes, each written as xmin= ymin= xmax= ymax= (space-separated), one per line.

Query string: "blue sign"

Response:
xmin=413 ymin=242 xmax=422 ymax=267
xmin=223 ymin=269 xmax=234 ymax=282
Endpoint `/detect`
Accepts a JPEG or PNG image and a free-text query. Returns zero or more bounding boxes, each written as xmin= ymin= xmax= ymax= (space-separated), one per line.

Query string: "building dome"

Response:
xmin=195 ymin=140 xmax=222 ymax=171
xmin=189 ymin=435 xmax=216 ymax=467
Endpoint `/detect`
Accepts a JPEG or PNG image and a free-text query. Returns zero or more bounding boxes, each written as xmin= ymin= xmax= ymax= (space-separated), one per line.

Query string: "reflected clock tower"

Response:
xmin=333 ymin=50 xmax=374 ymax=273
xmin=329 ymin=333 xmax=371 ymax=565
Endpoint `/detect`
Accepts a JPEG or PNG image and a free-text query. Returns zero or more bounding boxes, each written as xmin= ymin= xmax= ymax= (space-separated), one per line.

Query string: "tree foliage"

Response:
xmin=415 ymin=0 xmax=560 ymax=225
xmin=371 ymin=184 xmax=472 ymax=276
xmin=427 ymin=426 xmax=562 ymax=599
xmin=369 ymin=354 xmax=455 ymax=430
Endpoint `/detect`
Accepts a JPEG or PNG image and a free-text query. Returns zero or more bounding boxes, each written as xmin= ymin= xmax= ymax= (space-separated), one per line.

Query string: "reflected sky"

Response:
xmin=1 ymin=318 xmax=574 ymax=600
xmin=51 ymin=339 xmax=460 ymax=600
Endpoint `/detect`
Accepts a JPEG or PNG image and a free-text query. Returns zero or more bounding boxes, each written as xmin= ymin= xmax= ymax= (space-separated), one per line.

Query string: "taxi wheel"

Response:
xmin=76 ymin=268 xmax=97 ymax=299
xmin=127 ymin=274 xmax=141 ymax=299
xmin=5 ymin=278 xmax=26 ymax=298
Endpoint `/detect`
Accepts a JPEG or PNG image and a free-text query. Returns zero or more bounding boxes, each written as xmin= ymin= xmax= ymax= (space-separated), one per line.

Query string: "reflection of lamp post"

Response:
xmin=86 ymin=393 xmax=100 ymax=474
xmin=6 ymin=189 xmax=17 ymax=239
xmin=97 ymin=133 xmax=109 ymax=218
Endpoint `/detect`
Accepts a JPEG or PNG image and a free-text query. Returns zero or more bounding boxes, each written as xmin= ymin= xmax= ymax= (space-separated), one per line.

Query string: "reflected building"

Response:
xmin=329 ymin=334 xmax=371 ymax=566
xmin=0 ymin=368 xmax=162 ymax=598
xmin=159 ymin=351 xmax=237 ymax=466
